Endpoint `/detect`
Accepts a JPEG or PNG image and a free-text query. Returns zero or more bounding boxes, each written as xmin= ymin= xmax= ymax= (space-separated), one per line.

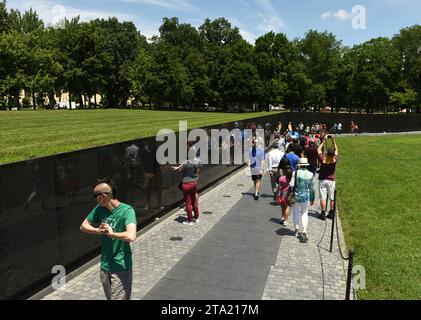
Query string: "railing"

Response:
xmin=329 ymin=190 xmax=356 ymax=300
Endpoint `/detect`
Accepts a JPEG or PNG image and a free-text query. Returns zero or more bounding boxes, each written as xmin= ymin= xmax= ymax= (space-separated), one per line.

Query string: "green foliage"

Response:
xmin=1 ymin=4 xmax=421 ymax=113
xmin=0 ymin=0 xmax=7 ymax=33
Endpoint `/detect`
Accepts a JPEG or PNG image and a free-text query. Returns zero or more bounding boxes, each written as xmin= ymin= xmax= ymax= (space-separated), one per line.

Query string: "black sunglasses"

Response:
xmin=93 ymin=192 xmax=110 ymax=199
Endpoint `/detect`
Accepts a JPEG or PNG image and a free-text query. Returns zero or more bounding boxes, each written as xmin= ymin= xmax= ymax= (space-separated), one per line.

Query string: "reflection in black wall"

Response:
xmin=0 ymin=112 xmax=420 ymax=299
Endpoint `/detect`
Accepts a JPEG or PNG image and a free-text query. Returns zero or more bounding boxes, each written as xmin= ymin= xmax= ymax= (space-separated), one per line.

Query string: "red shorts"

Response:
xmin=278 ymin=195 xmax=288 ymax=206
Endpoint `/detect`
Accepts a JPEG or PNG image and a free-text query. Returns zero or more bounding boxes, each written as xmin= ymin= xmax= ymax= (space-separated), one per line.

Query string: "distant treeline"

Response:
xmin=0 ymin=1 xmax=420 ymax=113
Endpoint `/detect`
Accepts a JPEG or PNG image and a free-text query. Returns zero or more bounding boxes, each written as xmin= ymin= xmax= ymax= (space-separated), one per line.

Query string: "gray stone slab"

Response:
xmin=144 ymin=174 xmax=281 ymax=300
xmin=175 ymin=254 xmax=271 ymax=278
xmin=163 ymin=265 xmax=267 ymax=294
xmin=188 ymin=244 xmax=278 ymax=265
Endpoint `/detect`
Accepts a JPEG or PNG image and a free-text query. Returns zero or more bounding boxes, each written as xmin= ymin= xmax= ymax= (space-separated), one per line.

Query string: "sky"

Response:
xmin=6 ymin=0 xmax=421 ymax=46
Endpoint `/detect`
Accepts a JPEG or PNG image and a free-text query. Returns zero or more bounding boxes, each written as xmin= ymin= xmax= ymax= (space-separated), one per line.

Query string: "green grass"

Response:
xmin=336 ymin=134 xmax=421 ymax=300
xmin=0 ymin=109 xmax=277 ymax=164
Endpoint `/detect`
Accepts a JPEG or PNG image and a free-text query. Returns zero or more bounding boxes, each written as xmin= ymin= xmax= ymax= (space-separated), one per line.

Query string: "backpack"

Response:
xmin=278 ymin=154 xmax=291 ymax=172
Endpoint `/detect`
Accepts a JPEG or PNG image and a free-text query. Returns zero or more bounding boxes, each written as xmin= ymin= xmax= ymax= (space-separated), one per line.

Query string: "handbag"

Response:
xmin=286 ymin=169 xmax=298 ymax=206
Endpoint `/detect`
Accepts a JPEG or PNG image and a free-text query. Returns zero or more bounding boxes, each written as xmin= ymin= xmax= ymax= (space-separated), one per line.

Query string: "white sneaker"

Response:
xmin=183 ymin=221 xmax=194 ymax=226
xmin=193 ymin=218 xmax=199 ymax=223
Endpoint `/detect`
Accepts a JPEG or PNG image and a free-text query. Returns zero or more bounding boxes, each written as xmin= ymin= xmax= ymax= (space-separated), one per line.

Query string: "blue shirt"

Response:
xmin=249 ymin=147 xmax=265 ymax=175
xmin=286 ymin=152 xmax=300 ymax=171
xmin=287 ymin=131 xmax=300 ymax=140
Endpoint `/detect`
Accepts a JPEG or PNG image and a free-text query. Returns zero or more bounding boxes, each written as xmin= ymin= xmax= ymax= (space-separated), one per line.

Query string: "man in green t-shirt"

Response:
xmin=80 ymin=178 xmax=137 ymax=300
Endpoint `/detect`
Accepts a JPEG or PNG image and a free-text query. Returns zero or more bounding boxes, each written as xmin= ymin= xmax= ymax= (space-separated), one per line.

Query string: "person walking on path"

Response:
xmin=80 ymin=178 xmax=137 ymax=300
xmin=285 ymin=145 xmax=300 ymax=172
xmin=170 ymin=141 xmax=202 ymax=225
xmin=304 ymin=139 xmax=319 ymax=175
xmin=267 ymin=141 xmax=285 ymax=200
xmin=337 ymin=122 xmax=343 ymax=135
xmin=248 ymin=136 xmax=265 ymax=200
xmin=277 ymin=165 xmax=292 ymax=226
xmin=317 ymin=135 xmax=339 ymax=221
xmin=290 ymin=158 xmax=315 ymax=243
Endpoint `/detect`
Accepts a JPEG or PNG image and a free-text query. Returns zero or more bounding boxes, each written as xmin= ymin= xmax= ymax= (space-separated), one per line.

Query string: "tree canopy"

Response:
xmin=0 ymin=3 xmax=420 ymax=113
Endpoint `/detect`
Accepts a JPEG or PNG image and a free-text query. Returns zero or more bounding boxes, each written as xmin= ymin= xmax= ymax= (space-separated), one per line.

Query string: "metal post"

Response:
xmin=329 ymin=190 xmax=337 ymax=253
xmin=345 ymin=249 xmax=354 ymax=300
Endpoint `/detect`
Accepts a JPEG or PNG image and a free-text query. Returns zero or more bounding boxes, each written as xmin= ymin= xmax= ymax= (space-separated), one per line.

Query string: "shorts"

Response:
xmin=252 ymin=175 xmax=263 ymax=181
xmin=100 ymin=269 xmax=132 ymax=300
xmin=319 ymin=180 xmax=336 ymax=200
xmin=278 ymin=195 xmax=288 ymax=206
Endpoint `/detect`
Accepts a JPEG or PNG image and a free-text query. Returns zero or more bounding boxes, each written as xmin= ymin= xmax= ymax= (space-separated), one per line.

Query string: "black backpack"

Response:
xmin=278 ymin=154 xmax=291 ymax=172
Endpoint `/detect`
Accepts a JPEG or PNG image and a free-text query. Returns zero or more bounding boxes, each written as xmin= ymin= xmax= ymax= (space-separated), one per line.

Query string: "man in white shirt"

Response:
xmin=267 ymin=141 xmax=285 ymax=200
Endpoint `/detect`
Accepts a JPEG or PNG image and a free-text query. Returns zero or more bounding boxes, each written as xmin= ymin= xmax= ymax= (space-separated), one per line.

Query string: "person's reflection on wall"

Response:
xmin=141 ymin=141 xmax=163 ymax=211
xmin=24 ymin=159 xmax=48 ymax=211
xmin=125 ymin=143 xmax=140 ymax=187
xmin=98 ymin=147 xmax=113 ymax=178
xmin=111 ymin=155 xmax=128 ymax=203
xmin=63 ymin=161 xmax=77 ymax=204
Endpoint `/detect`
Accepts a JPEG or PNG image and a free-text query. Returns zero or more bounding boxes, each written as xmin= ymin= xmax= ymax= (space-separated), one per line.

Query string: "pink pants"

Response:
xmin=181 ymin=181 xmax=199 ymax=221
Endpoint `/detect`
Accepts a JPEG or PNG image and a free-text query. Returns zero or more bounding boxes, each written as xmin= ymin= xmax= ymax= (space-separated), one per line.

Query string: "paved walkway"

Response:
xmin=41 ymin=165 xmax=348 ymax=300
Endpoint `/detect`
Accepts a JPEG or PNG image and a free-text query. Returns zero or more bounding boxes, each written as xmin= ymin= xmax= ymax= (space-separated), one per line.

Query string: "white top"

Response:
xmin=267 ymin=149 xmax=285 ymax=169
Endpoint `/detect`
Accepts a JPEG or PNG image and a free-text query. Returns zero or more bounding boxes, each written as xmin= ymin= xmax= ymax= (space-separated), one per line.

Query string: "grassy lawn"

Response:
xmin=0 ymin=109 xmax=277 ymax=164
xmin=336 ymin=134 xmax=421 ymax=300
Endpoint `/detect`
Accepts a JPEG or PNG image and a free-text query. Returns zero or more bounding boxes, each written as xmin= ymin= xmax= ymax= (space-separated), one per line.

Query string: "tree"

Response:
xmin=254 ymin=32 xmax=292 ymax=110
xmin=299 ymin=30 xmax=342 ymax=111
xmin=393 ymin=25 xmax=421 ymax=112
xmin=128 ymin=47 xmax=162 ymax=108
xmin=199 ymin=18 xmax=242 ymax=46
xmin=347 ymin=37 xmax=400 ymax=114
xmin=284 ymin=40 xmax=311 ymax=111
xmin=92 ymin=18 xmax=145 ymax=108
xmin=389 ymin=87 xmax=417 ymax=114
xmin=8 ymin=8 xmax=44 ymax=34
xmin=0 ymin=0 xmax=8 ymax=33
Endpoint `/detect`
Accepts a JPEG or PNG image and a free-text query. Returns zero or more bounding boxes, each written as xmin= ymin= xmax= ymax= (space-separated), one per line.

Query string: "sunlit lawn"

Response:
xmin=0 ymin=109 xmax=277 ymax=164
xmin=336 ymin=134 xmax=421 ymax=299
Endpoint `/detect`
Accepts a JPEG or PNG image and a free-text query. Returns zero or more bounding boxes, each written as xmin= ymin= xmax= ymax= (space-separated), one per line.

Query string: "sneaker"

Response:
xmin=319 ymin=211 xmax=326 ymax=221
xmin=183 ymin=221 xmax=194 ymax=226
xmin=193 ymin=218 xmax=200 ymax=223
xmin=302 ymin=232 xmax=309 ymax=243
xmin=295 ymin=229 xmax=299 ymax=237
xmin=254 ymin=193 xmax=259 ymax=200
xmin=327 ymin=210 xmax=334 ymax=219
xmin=283 ymin=221 xmax=289 ymax=226
xmin=280 ymin=217 xmax=285 ymax=225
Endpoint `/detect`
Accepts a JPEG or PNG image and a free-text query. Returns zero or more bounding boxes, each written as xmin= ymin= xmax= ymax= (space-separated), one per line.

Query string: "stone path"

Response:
xmin=41 ymin=164 xmax=348 ymax=300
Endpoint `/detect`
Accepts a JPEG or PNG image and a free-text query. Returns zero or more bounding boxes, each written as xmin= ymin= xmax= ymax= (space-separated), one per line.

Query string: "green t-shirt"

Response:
xmin=87 ymin=203 xmax=137 ymax=272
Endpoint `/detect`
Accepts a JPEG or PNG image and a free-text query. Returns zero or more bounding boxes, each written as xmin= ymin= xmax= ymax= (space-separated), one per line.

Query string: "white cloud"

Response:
xmin=321 ymin=11 xmax=332 ymax=20
xmin=7 ymin=0 xmax=134 ymax=27
xmin=254 ymin=0 xmax=286 ymax=33
xmin=321 ymin=9 xmax=354 ymax=21
xmin=120 ymin=0 xmax=195 ymax=12
xmin=333 ymin=9 xmax=353 ymax=21
xmin=228 ymin=17 xmax=257 ymax=44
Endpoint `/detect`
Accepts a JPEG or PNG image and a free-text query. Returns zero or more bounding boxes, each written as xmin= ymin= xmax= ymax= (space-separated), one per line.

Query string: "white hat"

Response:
xmin=297 ymin=158 xmax=310 ymax=167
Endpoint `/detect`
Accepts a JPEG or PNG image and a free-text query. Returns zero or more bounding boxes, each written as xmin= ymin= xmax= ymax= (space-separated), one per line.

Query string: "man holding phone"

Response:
xmin=80 ymin=178 xmax=137 ymax=300
xmin=317 ymin=135 xmax=339 ymax=220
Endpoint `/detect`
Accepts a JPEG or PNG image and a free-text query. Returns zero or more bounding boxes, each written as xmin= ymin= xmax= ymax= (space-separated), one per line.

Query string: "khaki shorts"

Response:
xmin=319 ymin=180 xmax=336 ymax=200
xmin=100 ymin=269 xmax=132 ymax=300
